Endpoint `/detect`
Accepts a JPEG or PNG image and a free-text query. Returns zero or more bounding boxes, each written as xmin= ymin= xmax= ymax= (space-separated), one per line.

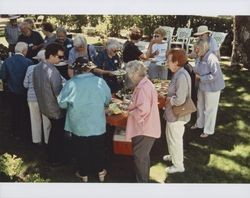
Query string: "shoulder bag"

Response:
xmin=172 ymin=72 xmax=197 ymax=117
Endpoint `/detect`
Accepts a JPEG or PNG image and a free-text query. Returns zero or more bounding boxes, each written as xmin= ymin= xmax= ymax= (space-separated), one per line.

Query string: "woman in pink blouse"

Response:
xmin=125 ymin=60 xmax=161 ymax=183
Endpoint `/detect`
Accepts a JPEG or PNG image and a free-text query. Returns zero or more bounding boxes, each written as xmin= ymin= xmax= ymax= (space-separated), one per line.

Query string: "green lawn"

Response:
xmin=0 ymin=56 xmax=249 ymax=183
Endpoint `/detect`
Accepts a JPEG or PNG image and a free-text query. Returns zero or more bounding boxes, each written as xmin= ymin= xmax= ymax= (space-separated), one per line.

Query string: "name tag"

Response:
xmin=67 ymin=44 xmax=72 ymax=48
xmin=28 ymin=43 xmax=34 ymax=47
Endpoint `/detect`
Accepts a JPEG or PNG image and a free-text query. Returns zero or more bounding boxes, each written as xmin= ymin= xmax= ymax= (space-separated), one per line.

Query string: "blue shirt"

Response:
xmin=68 ymin=45 xmax=97 ymax=65
xmin=2 ymin=53 xmax=33 ymax=95
xmin=208 ymin=36 xmax=219 ymax=54
xmin=195 ymin=51 xmax=225 ymax=92
xmin=94 ymin=50 xmax=121 ymax=93
xmin=58 ymin=73 xmax=111 ymax=137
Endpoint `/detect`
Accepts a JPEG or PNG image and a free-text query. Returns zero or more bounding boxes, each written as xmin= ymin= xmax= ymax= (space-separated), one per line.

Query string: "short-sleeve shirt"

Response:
xmin=122 ymin=41 xmax=143 ymax=63
xmin=94 ymin=50 xmax=121 ymax=93
xmin=18 ymin=31 xmax=44 ymax=60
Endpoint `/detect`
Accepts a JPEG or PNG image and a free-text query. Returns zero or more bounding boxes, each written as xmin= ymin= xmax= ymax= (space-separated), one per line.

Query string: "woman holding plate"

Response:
xmin=94 ymin=38 xmax=123 ymax=94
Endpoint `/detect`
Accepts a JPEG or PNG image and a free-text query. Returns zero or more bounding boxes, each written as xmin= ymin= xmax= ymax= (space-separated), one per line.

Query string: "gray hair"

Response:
xmin=15 ymin=42 xmax=28 ymax=53
xmin=106 ymin=39 xmax=121 ymax=51
xmin=196 ymin=39 xmax=209 ymax=56
xmin=56 ymin=26 xmax=67 ymax=35
xmin=125 ymin=60 xmax=147 ymax=78
xmin=19 ymin=21 xmax=32 ymax=30
xmin=73 ymin=34 xmax=87 ymax=48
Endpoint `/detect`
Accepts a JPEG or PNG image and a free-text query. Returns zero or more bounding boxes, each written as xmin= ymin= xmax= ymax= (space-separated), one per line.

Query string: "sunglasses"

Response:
xmin=57 ymin=55 xmax=64 ymax=59
xmin=153 ymin=34 xmax=160 ymax=38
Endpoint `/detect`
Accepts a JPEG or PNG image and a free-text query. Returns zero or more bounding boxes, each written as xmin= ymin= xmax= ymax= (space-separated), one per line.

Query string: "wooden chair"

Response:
xmin=170 ymin=27 xmax=193 ymax=53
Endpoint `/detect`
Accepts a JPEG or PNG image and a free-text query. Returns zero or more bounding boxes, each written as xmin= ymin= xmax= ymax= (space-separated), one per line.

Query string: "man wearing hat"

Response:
xmin=58 ymin=57 xmax=111 ymax=182
xmin=4 ymin=15 xmax=21 ymax=53
xmin=193 ymin=25 xmax=220 ymax=59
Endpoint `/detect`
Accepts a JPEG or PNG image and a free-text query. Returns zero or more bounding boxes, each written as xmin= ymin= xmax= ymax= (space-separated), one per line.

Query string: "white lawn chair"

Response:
xmin=160 ymin=26 xmax=175 ymax=49
xmin=34 ymin=15 xmax=44 ymax=29
xmin=211 ymin=31 xmax=228 ymax=49
xmin=170 ymin=27 xmax=193 ymax=53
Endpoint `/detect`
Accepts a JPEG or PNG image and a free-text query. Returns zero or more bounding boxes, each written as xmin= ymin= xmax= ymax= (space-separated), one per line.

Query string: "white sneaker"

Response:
xmin=163 ymin=155 xmax=172 ymax=162
xmin=166 ymin=166 xmax=185 ymax=174
xmin=75 ymin=171 xmax=88 ymax=182
xmin=190 ymin=125 xmax=199 ymax=130
xmin=98 ymin=169 xmax=107 ymax=182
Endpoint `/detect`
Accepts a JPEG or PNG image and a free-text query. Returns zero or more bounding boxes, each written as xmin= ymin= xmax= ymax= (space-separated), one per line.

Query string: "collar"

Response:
xmin=15 ymin=53 xmax=25 ymax=57
xmin=135 ymin=76 xmax=148 ymax=89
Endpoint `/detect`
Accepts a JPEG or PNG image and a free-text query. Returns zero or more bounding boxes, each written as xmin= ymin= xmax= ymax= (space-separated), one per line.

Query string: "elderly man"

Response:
xmin=33 ymin=43 xmax=66 ymax=167
xmin=2 ymin=42 xmax=33 ymax=139
xmin=4 ymin=15 xmax=21 ymax=53
xmin=18 ymin=21 xmax=44 ymax=62
xmin=54 ymin=27 xmax=73 ymax=80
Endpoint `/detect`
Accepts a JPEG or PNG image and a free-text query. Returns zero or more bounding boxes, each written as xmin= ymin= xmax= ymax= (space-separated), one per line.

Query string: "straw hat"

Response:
xmin=33 ymin=50 xmax=45 ymax=61
xmin=9 ymin=15 xmax=20 ymax=20
xmin=194 ymin=25 xmax=212 ymax=36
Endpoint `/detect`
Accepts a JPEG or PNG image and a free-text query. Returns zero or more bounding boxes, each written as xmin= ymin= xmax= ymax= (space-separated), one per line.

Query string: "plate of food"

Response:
xmin=111 ymin=69 xmax=127 ymax=76
xmin=108 ymin=103 xmax=123 ymax=115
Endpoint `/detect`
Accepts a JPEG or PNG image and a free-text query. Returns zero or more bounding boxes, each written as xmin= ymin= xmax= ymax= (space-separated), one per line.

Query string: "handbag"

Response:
xmin=172 ymin=72 xmax=197 ymax=117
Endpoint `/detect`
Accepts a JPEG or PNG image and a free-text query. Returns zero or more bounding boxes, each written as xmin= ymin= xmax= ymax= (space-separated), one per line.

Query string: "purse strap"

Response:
xmin=180 ymin=70 xmax=191 ymax=100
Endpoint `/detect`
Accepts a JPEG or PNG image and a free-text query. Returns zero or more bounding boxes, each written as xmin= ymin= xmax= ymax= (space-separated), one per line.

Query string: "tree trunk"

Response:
xmin=231 ymin=16 xmax=250 ymax=69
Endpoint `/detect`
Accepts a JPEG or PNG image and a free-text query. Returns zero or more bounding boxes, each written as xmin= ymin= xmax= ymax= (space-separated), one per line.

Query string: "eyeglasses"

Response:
xmin=153 ymin=34 xmax=160 ymax=38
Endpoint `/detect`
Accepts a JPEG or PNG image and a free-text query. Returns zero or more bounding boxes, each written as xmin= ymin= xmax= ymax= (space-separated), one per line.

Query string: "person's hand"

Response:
xmin=195 ymin=74 xmax=200 ymax=80
xmin=188 ymin=52 xmax=197 ymax=59
xmin=32 ymin=45 xmax=39 ymax=50
xmin=153 ymin=50 xmax=159 ymax=57
xmin=165 ymin=97 xmax=171 ymax=104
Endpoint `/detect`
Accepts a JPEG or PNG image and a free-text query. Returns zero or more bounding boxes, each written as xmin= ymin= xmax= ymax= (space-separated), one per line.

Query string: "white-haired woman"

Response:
xmin=191 ymin=40 xmax=225 ymax=138
xmin=125 ymin=60 xmax=161 ymax=183
xmin=68 ymin=34 xmax=97 ymax=78
xmin=94 ymin=38 xmax=122 ymax=93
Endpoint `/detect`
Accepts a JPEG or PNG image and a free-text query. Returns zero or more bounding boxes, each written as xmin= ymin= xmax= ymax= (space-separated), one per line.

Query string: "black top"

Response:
xmin=18 ymin=30 xmax=44 ymax=61
xmin=122 ymin=40 xmax=143 ymax=63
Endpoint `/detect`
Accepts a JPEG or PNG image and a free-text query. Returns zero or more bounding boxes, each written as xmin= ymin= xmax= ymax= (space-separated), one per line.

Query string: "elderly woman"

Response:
xmin=94 ymin=38 xmax=122 ymax=94
xmin=146 ymin=27 xmax=169 ymax=79
xmin=125 ymin=60 xmax=161 ymax=183
xmin=18 ymin=21 xmax=44 ymax=62
xmin=191 ymin=40 xmax=225 ymax=138
xmin=68 ymin=34 xmax=97 ymax=78
xmin=58 ymin=57 xmax=111 ymax=182
xmin=122 ymin=27 xmax=148 ymax=63
xmin=163 ymin=49 xmax=192 ymax=174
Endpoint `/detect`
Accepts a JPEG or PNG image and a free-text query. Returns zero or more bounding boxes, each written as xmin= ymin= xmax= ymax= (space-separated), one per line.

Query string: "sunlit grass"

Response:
xmin=208 ymin=144 xmax=250 ymax=179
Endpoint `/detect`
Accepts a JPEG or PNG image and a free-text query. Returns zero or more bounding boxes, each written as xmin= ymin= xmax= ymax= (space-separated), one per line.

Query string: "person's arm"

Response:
xmin=93 ymin=68 xmax=113 ymax=76
xmin=170 ymin=74 xmax=189 ymax=106
xmin=199 ymin=55 xmax=221 ymax=83
xmin=128 ymin=88 xmax=152 ymax=124
xmin=23 ymin=68 xmax=31 ymax=89
xmin=57 ymin=81 xmax=71 ymax=109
